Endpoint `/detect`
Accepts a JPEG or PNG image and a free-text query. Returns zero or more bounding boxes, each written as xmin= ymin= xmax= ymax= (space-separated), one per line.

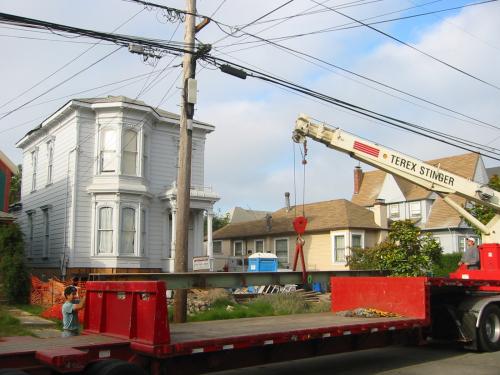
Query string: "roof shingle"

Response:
xmin=213 ymin=199 xmax=379 ymax=239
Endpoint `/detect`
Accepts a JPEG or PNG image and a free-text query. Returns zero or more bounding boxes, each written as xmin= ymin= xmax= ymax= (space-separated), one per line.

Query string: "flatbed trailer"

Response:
xmin=4 ymin=275 xmax=500 ymax=375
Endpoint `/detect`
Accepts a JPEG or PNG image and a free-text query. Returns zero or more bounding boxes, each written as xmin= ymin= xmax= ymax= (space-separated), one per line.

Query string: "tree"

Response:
xmin=467 ymin=174 xmax=500 ymax=235
xmin=204 ymin=210 xmax=230 ymax=236
xmin=348 ymin=220 xmax=442 ymax=276
xmin=0 ymin=223 xmax=30 ymax=304
xmin=9 ymin=164 xmax=22 ymax=204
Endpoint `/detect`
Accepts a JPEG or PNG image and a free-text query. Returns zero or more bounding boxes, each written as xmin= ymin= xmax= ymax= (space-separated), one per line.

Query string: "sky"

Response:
xmin=1 ymin=0 xmax=500 ymax=214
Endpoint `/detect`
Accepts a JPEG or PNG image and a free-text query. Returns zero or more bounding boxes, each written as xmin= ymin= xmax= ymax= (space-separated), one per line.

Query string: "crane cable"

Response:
xmin=292 ymin=138 xmax=309 ymax=284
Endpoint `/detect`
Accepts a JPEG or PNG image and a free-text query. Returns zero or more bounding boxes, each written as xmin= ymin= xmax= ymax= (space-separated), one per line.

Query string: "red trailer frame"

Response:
xmin=0 ymin=277 xmax=433 ymax=374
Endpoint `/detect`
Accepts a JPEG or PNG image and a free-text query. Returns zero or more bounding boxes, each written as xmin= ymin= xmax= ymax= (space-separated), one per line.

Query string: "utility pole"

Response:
xmin=173 ymin=0 xmax=197 ymax=323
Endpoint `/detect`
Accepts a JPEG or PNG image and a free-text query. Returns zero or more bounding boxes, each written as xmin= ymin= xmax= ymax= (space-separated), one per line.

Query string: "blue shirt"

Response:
xmin=62 ymin=301 xmax=79 ymax=332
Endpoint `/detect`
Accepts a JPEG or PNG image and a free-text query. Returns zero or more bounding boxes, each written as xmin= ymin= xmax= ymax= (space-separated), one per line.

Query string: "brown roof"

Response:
xmin=352 ymin=153 xmax=480 ymax=206
xmin=424 ymin=195 xmax=466 ymax=229
xmin=213 ymin=199 xmax=379 ymax=240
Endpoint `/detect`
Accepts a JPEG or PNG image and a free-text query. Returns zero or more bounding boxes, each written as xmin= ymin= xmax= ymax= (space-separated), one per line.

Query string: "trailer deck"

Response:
xmin=0 ymin=312 xmax=426 ymax=375
xmin=0 ymin=313 xmax=421 ymax=355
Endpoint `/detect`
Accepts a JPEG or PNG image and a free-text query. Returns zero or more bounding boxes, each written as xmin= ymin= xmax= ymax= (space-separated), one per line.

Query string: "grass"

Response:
xmin=187 ymin=294 xmax=330 ymax=322
xmin=14 ymin=304 xmax=45 ymax=316
xmin=0 ymin=307 xmax=33 ymax=337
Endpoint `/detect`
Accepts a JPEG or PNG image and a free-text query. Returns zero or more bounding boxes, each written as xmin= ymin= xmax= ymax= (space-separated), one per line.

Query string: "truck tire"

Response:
xmin=478 ymin=304 xmax=500 ymax=352
xmin=85 ymin=359 xmax=121 ymax=375
xmin=85 ymin=359 xmax=147 ymax=375
xmin=99 ymin=361 xmax=147 ymax=375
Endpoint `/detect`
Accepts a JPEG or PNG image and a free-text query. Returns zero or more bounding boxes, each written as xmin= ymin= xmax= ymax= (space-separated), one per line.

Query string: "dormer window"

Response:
xmin=389 ymin=204 xmax=400 ymax=218
xmin=410 ymin=201 xmax=421 ymax=218
xmin=122 ymin=129 xmax=138 ymax=176
xmin=99 ymin=129 xmax=116 ymax=173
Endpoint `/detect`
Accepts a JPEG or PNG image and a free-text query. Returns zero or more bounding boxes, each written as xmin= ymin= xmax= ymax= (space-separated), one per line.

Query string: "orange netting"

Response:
xmin=31 ymin=275 xmax=86 ymax=323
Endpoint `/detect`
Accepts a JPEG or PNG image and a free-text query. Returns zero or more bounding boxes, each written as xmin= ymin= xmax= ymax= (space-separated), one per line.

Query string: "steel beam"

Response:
xmin=88 ymin=270 xmax=386 ymax=289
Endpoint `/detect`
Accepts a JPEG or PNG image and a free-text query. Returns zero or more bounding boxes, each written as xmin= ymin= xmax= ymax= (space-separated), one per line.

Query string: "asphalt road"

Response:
xmin=210 ymin=343 xmax=500 ymax=375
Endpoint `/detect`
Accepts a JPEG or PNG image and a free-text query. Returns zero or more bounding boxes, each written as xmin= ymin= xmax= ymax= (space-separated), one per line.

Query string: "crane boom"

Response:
xmin=293 ymin=114 xmax=500 ymax=242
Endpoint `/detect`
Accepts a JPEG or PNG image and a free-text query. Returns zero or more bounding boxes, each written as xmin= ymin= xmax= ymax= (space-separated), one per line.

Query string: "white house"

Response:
xmin=14 ymin=96 xmax=219 ymax=278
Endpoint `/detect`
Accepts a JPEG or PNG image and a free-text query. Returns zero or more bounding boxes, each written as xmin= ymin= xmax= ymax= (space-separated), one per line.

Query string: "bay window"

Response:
xmin=98 ymin=207 xmax=113 ymax=254
xmin=100 ymin=129 xmax=116 ymax=173
xmin=143 ymin=134 xmax=149 ymax=179
xmin=141 ymin=209 xmax=146 ymax=255
xmin=122 ymin=130 xmax=138 ymax=175
xmin=334 ymin=235 xmax=346 ymax=262
xmin=351 ymin=234 xmax=362 ymax=249
xmin=121 ymin=207 xmax=136 ymax=255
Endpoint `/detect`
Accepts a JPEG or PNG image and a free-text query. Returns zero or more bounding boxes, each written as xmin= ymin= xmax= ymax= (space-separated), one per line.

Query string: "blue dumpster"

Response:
xmin=247 ymin=253 xmax=278 ymax=272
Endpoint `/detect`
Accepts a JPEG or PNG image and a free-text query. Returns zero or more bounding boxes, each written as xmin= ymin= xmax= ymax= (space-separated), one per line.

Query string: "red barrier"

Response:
xmin=331 ymin=277 xmax=430 ymax=321
xmin=84 ymin=281 xmax=170 ymax=353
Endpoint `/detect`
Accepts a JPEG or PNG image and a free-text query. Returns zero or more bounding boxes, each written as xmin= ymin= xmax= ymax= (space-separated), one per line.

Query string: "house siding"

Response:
xmin=19 ymin=113 xmax=77 ymax=269
xmin=73 ymin=109 xmax=95 ymax=268
xmin=303 ymin=232 xmax=331 ymax=271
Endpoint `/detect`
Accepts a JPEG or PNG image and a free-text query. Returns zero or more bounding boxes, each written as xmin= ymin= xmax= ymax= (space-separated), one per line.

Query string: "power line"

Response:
xmin=209 ymin=0 xmax=227 ymax=18
xmin=231 ymin=0 xmax=385 ymax=28
xmin=205 ymin=56 xmax=500 ymax=161
xmin=205 ymin=1 xmax=500 ymax=136
xmin=311 ymin=0 xmax=500 ymax=91
xmin=0 ymin=12 xmax=197 ymax=53
xmin=136 ymin=19 xmax=182 ymax=98
xmin=206 ymin=11 xmax=500 ymax=132
xmin=210 ymin=0 xmax=297 ymax=45
xmin=0 ymin=47 xmax=122 ymax=121
xmin=7 ymin=9 xmax=500 ymax=160
xmin=0 ymin=8 xmax=144 ymax=111
xmin=407 ymin=0 xmax=500 ymax=54
xmin=0 ymin=67 xmax=176 ymax=116
xmin=217 ymin=0 xmax=498 ymax=48
xmin=0 ymin=34 xmax=116 ymax=44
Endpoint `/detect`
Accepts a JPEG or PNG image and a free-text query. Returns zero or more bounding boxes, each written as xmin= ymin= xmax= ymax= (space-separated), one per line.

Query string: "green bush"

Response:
xmin=432 ymin=253 xmax=462 ymax=277
xmin=0 ymin=223 xmax=30 ymax=304
xmin=0 ymin=307 xmax=32 ymax=337
xmin=348 ymin=220 xmax=442 ymax=276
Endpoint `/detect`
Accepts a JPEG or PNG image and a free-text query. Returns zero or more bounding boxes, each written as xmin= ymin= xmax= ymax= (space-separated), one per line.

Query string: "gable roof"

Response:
xmin=352 ymin=153 xmax=480 ymax=206
xmin=229 ymin=207 xmax=271 ymax=223
xmin=0 ymin=150 xmax=18 ymax=174
xmin=424 ymin=195 xmax=465 ymax=229
xmin=213 ymin=199 xmax=380 ymax=240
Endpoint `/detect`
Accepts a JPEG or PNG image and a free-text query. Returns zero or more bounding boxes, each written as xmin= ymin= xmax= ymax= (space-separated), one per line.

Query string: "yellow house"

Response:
xmin=212 ymin=199 xmax=387 ymax=271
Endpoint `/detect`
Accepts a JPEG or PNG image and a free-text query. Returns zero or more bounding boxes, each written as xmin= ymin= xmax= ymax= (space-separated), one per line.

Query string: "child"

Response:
xmin=61 ymin=286 xmax=85 ymax=337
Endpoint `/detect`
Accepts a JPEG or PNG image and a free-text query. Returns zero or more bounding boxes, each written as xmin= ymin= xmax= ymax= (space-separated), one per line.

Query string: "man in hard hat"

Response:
xmin=458 ymin=237 xmax=480 ymax=270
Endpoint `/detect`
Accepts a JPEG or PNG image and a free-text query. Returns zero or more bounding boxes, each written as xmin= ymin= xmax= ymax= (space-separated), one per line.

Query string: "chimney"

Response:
xmin=285 ymin=192 xmax=290 ymax=212
xmin=373 ymin=198 xmax=388 ymax=229
xmin=354 ymin=166 xmax=363 ymax=195
xmin=265 ymin=214 xmax=272 ymax=232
